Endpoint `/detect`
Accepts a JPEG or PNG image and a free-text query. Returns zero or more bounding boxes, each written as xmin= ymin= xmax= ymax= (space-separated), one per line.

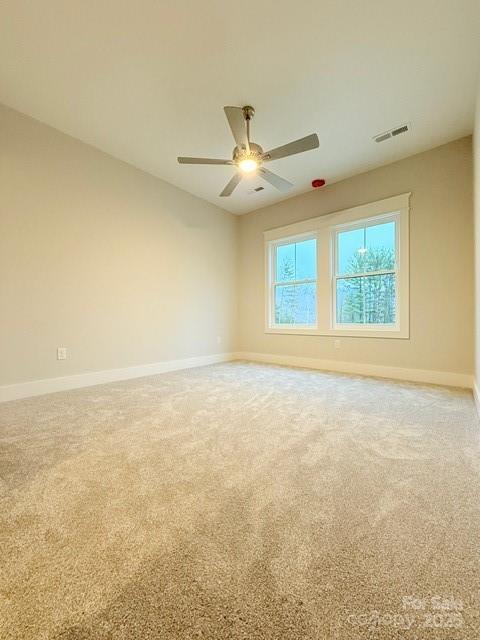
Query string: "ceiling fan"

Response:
xmin=177 ymin=106 xmax=319 ymax=197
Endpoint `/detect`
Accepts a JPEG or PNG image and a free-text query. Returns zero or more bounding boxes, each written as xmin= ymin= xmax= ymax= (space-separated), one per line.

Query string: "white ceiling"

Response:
xmin=1 ymin=1 xmax=479 ymax=214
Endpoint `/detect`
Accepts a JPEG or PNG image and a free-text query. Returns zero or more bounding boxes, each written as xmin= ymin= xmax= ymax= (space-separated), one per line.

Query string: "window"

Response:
xmin=265 ymin=193 xmax=410 ymax=338
xmin=271 ymin=236 xmax=317 ymax=327
xmin=333 ymin=217 xmax=397 ymax=327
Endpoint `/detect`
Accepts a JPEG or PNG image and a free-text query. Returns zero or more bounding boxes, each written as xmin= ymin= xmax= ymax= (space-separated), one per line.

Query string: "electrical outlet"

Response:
xmin=57 ymin=347 xmax=67 ymax=360
xmin=216 ymin=336 xmax=222 ymax=345
xmin=334 ymin=339 xmax=341 ymax=350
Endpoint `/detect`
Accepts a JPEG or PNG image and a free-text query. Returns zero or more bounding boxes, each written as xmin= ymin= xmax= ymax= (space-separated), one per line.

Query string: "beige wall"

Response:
xmin=239 ymin=137 xmax=474 ymax=375
xmin=0 ymin=105 xmax=238 ymax=386
xmin=475 ymin=83 xmax=480 ymax=387
xmin=1 ymin=102 xmax=474 ymax=388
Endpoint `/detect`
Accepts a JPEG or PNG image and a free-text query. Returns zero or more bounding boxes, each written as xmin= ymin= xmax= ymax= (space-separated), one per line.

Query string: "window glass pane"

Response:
xmin=275 ymin=283 xmax=316 ymax=325
xmin=276 ymin=238 xmax=316 ymax=282
xmin=337 ymin=228 xmax=364 ymax=275
xmin=337 ymin=221 xmax=396 ymax=275
xmin=336 ymin=274 xmax=396 ymax=324
xmin=364 ymin=221 xmax=395 ymax=271
xmin=276 ymin=243 xmax=296 ymax=282
xmin=295 ymin=238 xmax=316 ymax=280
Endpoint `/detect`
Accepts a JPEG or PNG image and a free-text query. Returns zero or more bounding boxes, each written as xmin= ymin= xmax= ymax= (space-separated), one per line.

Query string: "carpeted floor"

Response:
xmin=0 ymin=361 xmax=479 ymax=639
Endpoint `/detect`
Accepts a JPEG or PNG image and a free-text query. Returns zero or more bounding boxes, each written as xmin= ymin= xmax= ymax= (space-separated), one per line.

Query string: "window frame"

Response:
xmin=268 ymin=232 xmax=319 ymax=331
xmin=331 ymin=212 xmax=400 ymax=333
xmin=264 ymin=193 xmax=410 ymax=339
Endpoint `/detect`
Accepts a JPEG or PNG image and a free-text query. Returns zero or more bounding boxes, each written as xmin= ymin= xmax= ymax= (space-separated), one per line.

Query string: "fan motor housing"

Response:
xmin=233 ymin=142 xmax=263 ymax=163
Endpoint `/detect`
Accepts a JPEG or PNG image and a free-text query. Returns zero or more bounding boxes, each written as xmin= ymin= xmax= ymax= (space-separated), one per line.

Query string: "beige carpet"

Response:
xmin=0 ymin=361 xmax=479 ymax=639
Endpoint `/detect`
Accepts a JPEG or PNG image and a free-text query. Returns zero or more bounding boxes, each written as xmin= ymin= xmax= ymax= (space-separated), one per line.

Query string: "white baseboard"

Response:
xmin=1 ymin=351 xmax=473 ymax=403
xmin=0 ymin=352 xmax=235 ymax=403
xmin=473 ymin=380 xmax=480 ymax=417
xmin=235 ymin=351 xmax=473 ymax=389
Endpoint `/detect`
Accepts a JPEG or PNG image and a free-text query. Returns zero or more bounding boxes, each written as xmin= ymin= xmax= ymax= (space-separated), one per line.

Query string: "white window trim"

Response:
xmin=264 ymin=193 xmax=410 ymax=339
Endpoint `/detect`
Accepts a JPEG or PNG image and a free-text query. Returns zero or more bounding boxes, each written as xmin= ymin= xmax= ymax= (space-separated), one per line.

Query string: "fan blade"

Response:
xmin=263 ymin=133 xmax=319 ymax=162
xmin=224 ymin=107 xmax=249 ymax=151
xmin=220 ymin=172 xmax=242 ymax=197
xmin=258 ymin=167 xmax=293 ymax=193
xmin=178 ymin=157 xmax=232 ymax=165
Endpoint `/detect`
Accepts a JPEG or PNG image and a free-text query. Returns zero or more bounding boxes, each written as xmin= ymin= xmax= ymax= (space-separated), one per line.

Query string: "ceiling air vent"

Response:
xmin=373 ymin=123 xmax=410 ymax=143
xmin=248 ymin=186 xmax=265 ymax=194
xmin=391 ymin=124 xmax=409 ymax=136
xmin=375 ymin=132 xmax=392 ymax=143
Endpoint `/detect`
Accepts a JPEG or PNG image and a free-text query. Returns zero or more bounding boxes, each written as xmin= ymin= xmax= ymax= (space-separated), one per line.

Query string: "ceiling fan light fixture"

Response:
xmin=177 ymin=105 xmax=319 ymax=197
xmin=238 ymin=158 xmax=258 ymax=173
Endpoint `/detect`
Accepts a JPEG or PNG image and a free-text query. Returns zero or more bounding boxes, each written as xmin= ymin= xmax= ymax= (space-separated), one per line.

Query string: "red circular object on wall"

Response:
xmin=312 ymin=179 xmax=326 ymax=188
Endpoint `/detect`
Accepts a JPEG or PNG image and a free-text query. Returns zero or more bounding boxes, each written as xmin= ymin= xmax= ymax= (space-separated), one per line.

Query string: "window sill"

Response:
xmin=265 ymin=327 xmax=409 ymax=339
